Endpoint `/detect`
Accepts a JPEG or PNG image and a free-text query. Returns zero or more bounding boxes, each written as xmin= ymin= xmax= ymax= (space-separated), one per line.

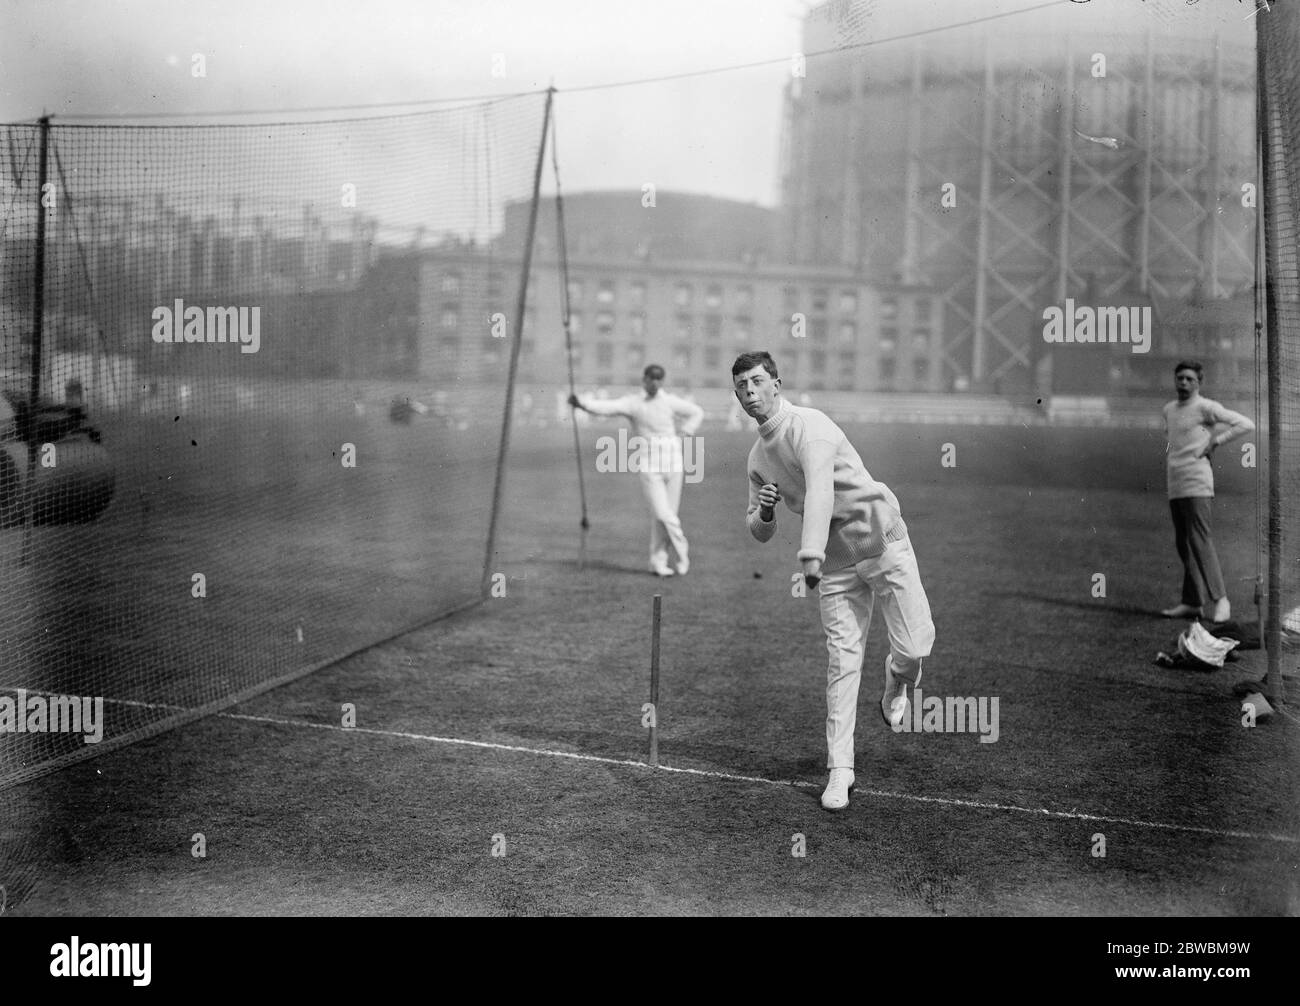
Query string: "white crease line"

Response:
xmin=220 ymin=710 xmax=1300 ymax=846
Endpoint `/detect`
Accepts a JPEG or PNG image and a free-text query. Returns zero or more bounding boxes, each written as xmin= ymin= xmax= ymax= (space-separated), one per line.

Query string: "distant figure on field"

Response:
xmin=569 ymin=364 xmax=703 ymax=577
xmin=1161 ymin=360 xmax=1255 ymax=623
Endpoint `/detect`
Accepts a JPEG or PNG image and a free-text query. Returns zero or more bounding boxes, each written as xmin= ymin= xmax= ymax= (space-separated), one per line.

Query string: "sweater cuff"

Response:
xmin=796 ymin=547 xmax=827 ymax=563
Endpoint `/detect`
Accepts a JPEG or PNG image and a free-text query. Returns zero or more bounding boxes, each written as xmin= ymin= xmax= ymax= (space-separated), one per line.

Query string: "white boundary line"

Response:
xmin=4 ymin=687 xmax=1297 ymax=845
xmin=221 ymin=710 xmax=1300 ymax=846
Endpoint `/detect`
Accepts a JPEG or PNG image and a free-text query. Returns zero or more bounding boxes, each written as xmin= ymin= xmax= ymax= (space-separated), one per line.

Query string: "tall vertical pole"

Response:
xmin=30 ymin=116 xmax=50 ymax=412
xmin=648 ymin=593 xmax=661 ymax=767
xmin=1138 ymin=29 xmax=1154 ymax=295
xmin=1256 ymin=32 xmax=1284 ymax=704
xmin=22 ymin=115 xmax=51 ymax=564
xmin=1055 ymin=36 xmax=1074 ymax=310
xmin=481 ymin=89 xmax=553 ymax=600
xmin=972 ymin=35 xmax=995 ymax=385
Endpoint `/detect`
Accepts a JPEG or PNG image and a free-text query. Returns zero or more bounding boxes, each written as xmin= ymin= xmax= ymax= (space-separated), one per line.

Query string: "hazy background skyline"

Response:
xmin=0 ymin=0 xmax=1258 ymax=208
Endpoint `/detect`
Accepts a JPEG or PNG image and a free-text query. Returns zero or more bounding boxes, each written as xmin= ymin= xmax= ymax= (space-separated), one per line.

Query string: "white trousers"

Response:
xmin=639 ymin=467 xmax=688 ymax=571
xmin=817 ymin=537 xmax=935 ymax=769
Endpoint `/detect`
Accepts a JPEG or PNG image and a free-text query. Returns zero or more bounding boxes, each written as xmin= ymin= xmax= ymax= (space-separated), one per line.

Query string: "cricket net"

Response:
xmin=0 ymin=93 xmax=548 ymax=793
xmin=1257 ymin=1 xmax=1299 ymax=700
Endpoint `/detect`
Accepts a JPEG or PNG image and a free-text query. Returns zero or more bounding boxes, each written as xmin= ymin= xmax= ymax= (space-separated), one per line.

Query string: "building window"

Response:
xmin=629 ymin=281 xmax=647 ymax=308
xmin=597 ymin=343 xmax=614 ymax=368
xmin=810 ymin=318 xmax=828 ymax=342
xmin=881 ymin=296 xmax=899 ymax=321
xmin=914 ymin=297 xmax=932 ymax=323
xmin=736 ymin=285 xmax=753 ymax=312
xmin=441 ymin=273 xmax=460 ymax=296
xmin=783 ymin=286 xmax=799 ymax=313
xmin=673 ymin=345 xmax=691 ymax=370
xmin=705 ymin=284 xmax=723 ymax=309
xmin=704 ymin=346 xmax=720 ymax=369
xmin=811 ymin=350 xmax=826 ymax=373
xmin=597 ymin=311 xmax=615 ymax=335
xmin=597 ymin=280 xmax=616 ymax=305
xmin=913 ymin=357 xmax=930 ymax=382
xmin=629 ymin=313 xmax=646 ymax=338
xmin=812 ymin=288 xmax=828 ymax=314
xmin=734 ymin=318 xmax=752 ymax=344
xmin=675 ymin=314 xmax=693 ymax=341
xmin=628 ymin=344 xmax=645 ymax=368
xmin=567 ymin=279 xmax=584 ymax=304
xmin=879 ymin=327 xmax=898 ymax=353
xmin=879 ymin=357 xmax=896 ymax=382
xmin=912 ymin=329 xmax=930 ymax=352
xmin=674 ymin=283 xmax=693 ymax=307
xmin=839 ymin=291 xmax=858 ymax=314
xmin=839 ymin=351 xmax=856 ymax=372
xmin=568 ymin=311 xmax=583 ymax=336
xmin=839 ymin=322 xmax=857 ymax=344
xmin=440 ymin=310 xmax=458 ymax=330
xmin=705 ymin=315 xmax=723 ymax=340
xmin=440 ymin=335 xmax=461 ymax=352
xmin=487 ymin=271 xmax=503 ymax=298
xmin=520 ymin=338 xmax=535 ymax=358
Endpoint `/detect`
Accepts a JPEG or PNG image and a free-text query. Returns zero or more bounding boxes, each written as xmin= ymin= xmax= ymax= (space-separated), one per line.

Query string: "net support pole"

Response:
xmin=1257 ymin=30 xmax=1285 ymax=705
xmin=480 ymin=88 xmax=553 ymax=601
xmin=21 ymin=115 xmax=51 ymax=566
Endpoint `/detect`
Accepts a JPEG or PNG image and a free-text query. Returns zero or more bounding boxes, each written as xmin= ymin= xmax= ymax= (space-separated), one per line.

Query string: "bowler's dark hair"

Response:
xmin=731 ymin=351 xmax=779 ymax=381
xmin=643 ymin=364 xmax=665 ymax=380
xmin=1174 ymin=360 xmax=1204 ymax=382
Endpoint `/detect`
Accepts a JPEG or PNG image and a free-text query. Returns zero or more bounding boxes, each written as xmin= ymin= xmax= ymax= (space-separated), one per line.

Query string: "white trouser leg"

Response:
xmin=866 ymin=538 xmax=936 ymax=683
xmin=816 ymin=538 xmax=935 ymax=769
xmin=640 ymin=468 xmax=688 ymax=569
xmin=817 ymin=566 xmax=874 ymax=770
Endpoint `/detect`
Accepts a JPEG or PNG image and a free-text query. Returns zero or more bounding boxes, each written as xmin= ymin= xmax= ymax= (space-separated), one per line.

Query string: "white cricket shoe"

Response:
xmin=881 ymin=654 xmax=919 ymax=729
xmin=821 ymin=768 xmax=855 ymax=811
xmin=650 ymin=564 xmax=675 ymax=577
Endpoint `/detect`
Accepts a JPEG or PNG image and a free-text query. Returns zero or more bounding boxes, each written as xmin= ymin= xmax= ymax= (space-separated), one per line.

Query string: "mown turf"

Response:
xmin=6 ymin=419 xmax=1298 ymax=916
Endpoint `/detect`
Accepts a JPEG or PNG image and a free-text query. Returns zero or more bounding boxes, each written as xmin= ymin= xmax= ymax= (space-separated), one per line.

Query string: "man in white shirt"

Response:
xmin=1161 ymin=360 xmax=1255 ymax=623
xmin=569 ymin=365 xmax=704 ymax=577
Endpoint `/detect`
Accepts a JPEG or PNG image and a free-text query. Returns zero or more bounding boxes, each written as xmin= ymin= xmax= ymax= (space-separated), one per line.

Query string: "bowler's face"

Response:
xmin=734 ymin=365 xmax=780 ymax=423
xmin=643 ymin=373 xmax=663 ymax=396
xmin=1175 ymin=369 xmax=1200 ymax=401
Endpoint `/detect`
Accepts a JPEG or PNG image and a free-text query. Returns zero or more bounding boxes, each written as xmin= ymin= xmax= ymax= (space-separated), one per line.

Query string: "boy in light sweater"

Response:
xmin=1161 ymin=360 xmax=1255 ymax=623
xmin=732 ymin=351 xmax=935 ymax=812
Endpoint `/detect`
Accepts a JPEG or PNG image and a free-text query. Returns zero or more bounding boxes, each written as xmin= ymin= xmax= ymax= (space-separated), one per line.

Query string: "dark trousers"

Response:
xmin=1169 ymin=497 xmax=1226 ymax=607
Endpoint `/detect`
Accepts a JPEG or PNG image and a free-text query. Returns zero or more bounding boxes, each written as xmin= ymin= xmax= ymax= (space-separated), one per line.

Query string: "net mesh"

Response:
xmin=0 ymin=94 xmax=548 ymax=789
xmin=1257 ymin=2 xmax=1300 ymax=683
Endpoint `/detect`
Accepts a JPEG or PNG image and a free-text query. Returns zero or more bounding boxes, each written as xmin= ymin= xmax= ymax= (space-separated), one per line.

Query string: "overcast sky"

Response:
xmin=0 ymin=0 xmax=1259 ymax=208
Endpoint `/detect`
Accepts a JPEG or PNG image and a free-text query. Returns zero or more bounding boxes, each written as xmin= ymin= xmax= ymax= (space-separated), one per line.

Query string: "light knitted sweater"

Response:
xmin=1162 ymin=394 xmax=1254 ymax=500
xmin=746 ymin=398 xmax=907 ymax=571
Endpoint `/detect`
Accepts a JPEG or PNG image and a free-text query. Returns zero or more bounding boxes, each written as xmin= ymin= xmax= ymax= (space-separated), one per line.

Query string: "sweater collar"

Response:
xmin=758 ymin=397 xmax=792 ymax=440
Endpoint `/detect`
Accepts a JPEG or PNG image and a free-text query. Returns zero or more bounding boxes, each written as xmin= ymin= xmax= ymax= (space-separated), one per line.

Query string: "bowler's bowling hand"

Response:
xmin=567 ymin=393 xmax=582 ymax=410
xmin=802 ymin=557 xmax=823 ymax=591
xmin=757 ymin=481 xmax=782 ymax=510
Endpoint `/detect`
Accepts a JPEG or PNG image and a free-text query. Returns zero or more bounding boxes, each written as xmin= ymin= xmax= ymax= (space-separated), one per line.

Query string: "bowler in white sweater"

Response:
xmin=733 ymin=351 xmax=935 ymax=812
xmin=570 ymin=364 xmax=704 ymax=576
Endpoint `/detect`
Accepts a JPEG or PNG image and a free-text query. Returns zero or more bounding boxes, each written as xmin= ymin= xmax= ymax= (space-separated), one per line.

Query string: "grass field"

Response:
xmin=4 ymin=415 xmax=1298 ymax=916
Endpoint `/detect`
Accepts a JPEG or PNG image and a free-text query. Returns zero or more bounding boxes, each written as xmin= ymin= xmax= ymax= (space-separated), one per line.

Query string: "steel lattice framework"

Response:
xmin=782 ymin=13 xmax=1256 ymax=387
